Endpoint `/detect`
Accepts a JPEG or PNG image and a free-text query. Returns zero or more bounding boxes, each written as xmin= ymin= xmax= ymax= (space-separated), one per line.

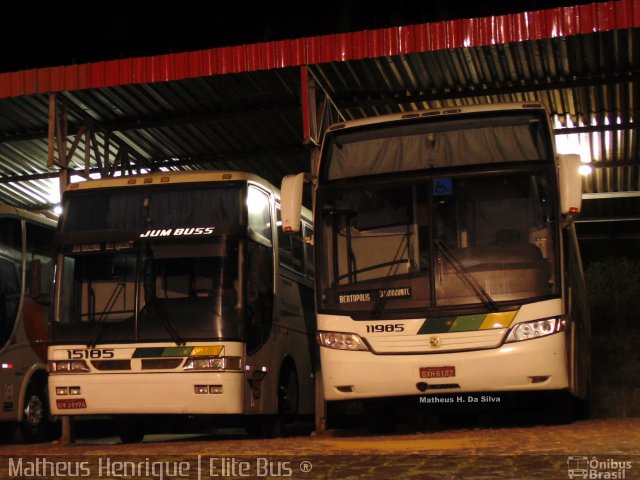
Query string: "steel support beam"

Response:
xmin=333 ymin=70 xmax=640 ymax=112
xmin=582 ymin=191 xmax=640 ymax=200
xmin=0 ymin=104 xmax=300 ymax=144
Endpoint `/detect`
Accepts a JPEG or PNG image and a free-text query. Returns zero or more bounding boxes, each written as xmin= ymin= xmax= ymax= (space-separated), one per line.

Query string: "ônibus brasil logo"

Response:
xmin=567 ymin=456 xmax=632 ymax=479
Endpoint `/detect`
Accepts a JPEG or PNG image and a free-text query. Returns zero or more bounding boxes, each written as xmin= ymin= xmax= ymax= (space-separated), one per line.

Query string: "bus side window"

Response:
xmin=0 ymin=217 xmax=21 ymax=346
xmin=245 ymin=241 xmax=274 ymax=354
xmin=303 ymin=223 xmax=314 ymax=279
xmin=0 ymin=257 xmax=20 ymax=346
xmin=277 ymin=207 xmax=306 ymax=276
xmin=26 ymin=222 xmax=54 ymax=304
xmin=247 ymin=186 xmax=272 ymax=242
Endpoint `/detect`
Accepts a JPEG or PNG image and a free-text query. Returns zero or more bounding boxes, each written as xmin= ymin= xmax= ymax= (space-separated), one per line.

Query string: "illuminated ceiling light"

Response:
xmin=53 ymin=205 xmax=63 ymax=215
xmin=578 ymin=164 xmax=593 ymax=176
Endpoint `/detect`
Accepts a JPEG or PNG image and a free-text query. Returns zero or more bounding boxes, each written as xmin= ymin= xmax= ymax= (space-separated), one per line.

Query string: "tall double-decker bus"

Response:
xmin=282 ymin=103 xmax=589 ymax=423
xmin=48 ymin=171 xmax=315 ymax=441
xmin=0 ymin=205 xmax=56 ymax=441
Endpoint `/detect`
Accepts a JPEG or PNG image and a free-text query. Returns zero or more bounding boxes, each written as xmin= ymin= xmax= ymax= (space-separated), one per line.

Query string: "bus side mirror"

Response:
xmin=557 ymin=153 xmax=582 ymax=227
xmin=281 ymin=173 xmax=307 ymax=233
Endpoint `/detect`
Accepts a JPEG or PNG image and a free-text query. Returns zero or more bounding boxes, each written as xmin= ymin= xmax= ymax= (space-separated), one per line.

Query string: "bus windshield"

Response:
xmin=323 ymin=112 xmax=550 ymax=181
xmin=53 ymin=238 xmax=241 ymax=344
xmin=318 ymin=169 xmax=559 ymax=317
xmin=58 ymin=184 xmax=242 ymax=243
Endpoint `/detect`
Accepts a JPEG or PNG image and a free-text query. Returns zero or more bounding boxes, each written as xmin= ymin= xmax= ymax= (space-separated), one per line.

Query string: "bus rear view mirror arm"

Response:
xmin=281 ymin=172 xmax=315 ymax=233
xmin=557 ymin=153 xmax=583 ymax=227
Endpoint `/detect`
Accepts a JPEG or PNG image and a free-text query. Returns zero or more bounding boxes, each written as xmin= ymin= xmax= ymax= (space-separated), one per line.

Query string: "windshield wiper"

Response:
xmin=146 ymin=299 xmax=185 ymax=346
xmin=141 ymin=248 xmax=185 ymax=346
xmin=325 ymin=208 xmax=358 ymax=286
xmin=371 ymin=228 xmax=415 ymax=319
xmin=88 ymin=283 xmax=126 ymax=348
xmin=434 ymin=239 xmax=498 ymax=312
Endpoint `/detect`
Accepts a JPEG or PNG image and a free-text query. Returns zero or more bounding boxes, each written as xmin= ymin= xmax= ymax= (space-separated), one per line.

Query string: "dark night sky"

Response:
xmin=1 ymin=0 xmax=605 ymax=74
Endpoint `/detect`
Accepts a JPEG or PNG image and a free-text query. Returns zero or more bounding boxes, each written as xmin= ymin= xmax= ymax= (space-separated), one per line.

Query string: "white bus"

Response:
xmin=48 ymin=171 xmax=315 ymax=441
xmin=0 ymin=205 xmax=56 ymax=442
xmin=282 ymin=103 xmax=590 ymax=423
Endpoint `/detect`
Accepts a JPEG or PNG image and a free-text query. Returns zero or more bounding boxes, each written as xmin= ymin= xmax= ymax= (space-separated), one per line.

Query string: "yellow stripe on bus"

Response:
xmin=479 ymin=311 xmax=518 ymax=330
xmin=191 ymin=346 xmax=224 ymax=357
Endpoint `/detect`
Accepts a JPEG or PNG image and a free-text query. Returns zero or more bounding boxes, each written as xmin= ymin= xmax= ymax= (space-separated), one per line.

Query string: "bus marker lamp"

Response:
xmin=56 ymin=386 xmax=82 ymax=396
xmin=194 ymin=385 xmax=223 ymax=395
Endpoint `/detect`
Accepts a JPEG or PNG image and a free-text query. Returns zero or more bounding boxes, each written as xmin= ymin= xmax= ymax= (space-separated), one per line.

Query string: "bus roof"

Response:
xmin=0 ymin=204 xmax=57 ymax=228
xmin=62 ymin=170 xmax=312 ymax=222
xmin=64 ymin=170 xmax=277 ymax=194
xmin=326 ymin=102 xmax=550 ymax=133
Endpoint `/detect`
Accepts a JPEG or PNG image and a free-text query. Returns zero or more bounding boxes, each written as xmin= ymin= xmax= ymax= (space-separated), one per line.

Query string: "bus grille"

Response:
xmin=141 ymin=358 xmax=184 ymax=370
xmin=366 ymin=329 xmax=506 ymax=354
xmin=91 ymin=360 xmax=131 ymax=371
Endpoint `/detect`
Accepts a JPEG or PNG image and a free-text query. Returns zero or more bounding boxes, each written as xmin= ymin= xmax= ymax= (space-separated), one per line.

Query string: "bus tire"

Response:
xmin=247 ymin=366 xmax=299 ymax=437
xmin=14 ymin=382 xmax=49 ymax=443
xmin=278 ymin=366 xmax=299 ymax=422
xmin=572 ymin=386 xmax=591 ymax=421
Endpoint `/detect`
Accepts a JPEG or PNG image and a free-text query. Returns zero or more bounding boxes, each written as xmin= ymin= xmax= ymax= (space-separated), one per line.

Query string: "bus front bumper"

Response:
xmin=321 ymin=332 xmax=569 ymax=401
xmin=48 ymin=372 xmax=244 ymax=415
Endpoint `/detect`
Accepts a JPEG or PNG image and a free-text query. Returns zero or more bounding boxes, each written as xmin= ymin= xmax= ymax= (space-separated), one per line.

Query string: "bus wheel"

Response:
xmin=573 ymin=382 xmax=591 ymax=421
xmin=248 ymin=367 xmax=299 ymax=437
xmin=15 ymin=383 xmax=48 ymax=443
xmin=279 ymin=367 xmax=299 ymax=421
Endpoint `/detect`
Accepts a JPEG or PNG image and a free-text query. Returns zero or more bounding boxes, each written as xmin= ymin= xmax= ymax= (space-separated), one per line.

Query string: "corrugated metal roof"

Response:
xmin=0 ymin=1 xmax=637 ymax=98
xmin=0 ymin=0 xmax=637 ymax=235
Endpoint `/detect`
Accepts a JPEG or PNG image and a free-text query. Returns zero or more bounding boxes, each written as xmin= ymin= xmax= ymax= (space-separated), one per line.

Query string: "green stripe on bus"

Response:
xmin=162 ymin=347 xmax=194 ymax=357
xmin=449 ymin=314 xmax=486 ymax=332
xmin=132 ymin=347 xmax=194 ymax=358
xmin=418 ymin=317 xmax=456 ymax=334
xmin=418 ymin=310 xmax=519 ymax=334
xmin=132 ymin=347 xmax=165 ymax=358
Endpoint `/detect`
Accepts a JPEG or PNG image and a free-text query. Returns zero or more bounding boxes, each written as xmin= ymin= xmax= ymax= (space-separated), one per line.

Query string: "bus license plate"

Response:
xmin=420 ymin=366 xmax=455 ymax=378
xmin=56 ymin=399 xmax=87 ymax=409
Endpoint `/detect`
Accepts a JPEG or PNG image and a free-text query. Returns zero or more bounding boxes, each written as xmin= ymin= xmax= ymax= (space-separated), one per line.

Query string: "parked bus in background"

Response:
xmin=282 ymin=103 xmax=589 ymax=426
xmin=0 ymin=205 xmax=56 ymax=442
xmin=48 ymin=171 xmax=315 ymax=441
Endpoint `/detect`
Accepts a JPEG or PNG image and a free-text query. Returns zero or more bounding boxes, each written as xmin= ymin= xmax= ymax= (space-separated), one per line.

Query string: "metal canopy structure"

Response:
xmin=0 ymin=0 xmax=638 ymax=237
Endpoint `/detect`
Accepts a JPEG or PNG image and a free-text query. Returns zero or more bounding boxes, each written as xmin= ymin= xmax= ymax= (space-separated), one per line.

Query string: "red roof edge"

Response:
xmin=0 ymin=0 xmax=637 ymax=99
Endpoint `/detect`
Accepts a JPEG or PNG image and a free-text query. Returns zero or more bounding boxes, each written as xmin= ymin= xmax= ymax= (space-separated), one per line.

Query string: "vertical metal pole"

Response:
xmin=315 ymin=365 xmax=327 ymax=433
xmin=302 ymin=66 xmax=327 ymax=433
xmin=47 ymin=94 xmax=56 ymax=168
xmin=301 ymin=66 xmax=313 ymax=146
xmin=84 ymin=128 xmax=91 ymax=177
xmin=59 ymin=416 xmax=73 ymax=445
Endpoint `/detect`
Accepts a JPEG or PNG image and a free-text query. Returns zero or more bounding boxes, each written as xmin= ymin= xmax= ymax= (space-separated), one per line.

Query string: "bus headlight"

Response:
xmin=317 ymin=332 xmax=369 ymax=351
xmin=48 ymin=360 xmax=90 ymax=373
xmin=505 ymin=318 xmax=563 ymax=343
xmin=183 ymin=356 xmax=242 ymax=371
